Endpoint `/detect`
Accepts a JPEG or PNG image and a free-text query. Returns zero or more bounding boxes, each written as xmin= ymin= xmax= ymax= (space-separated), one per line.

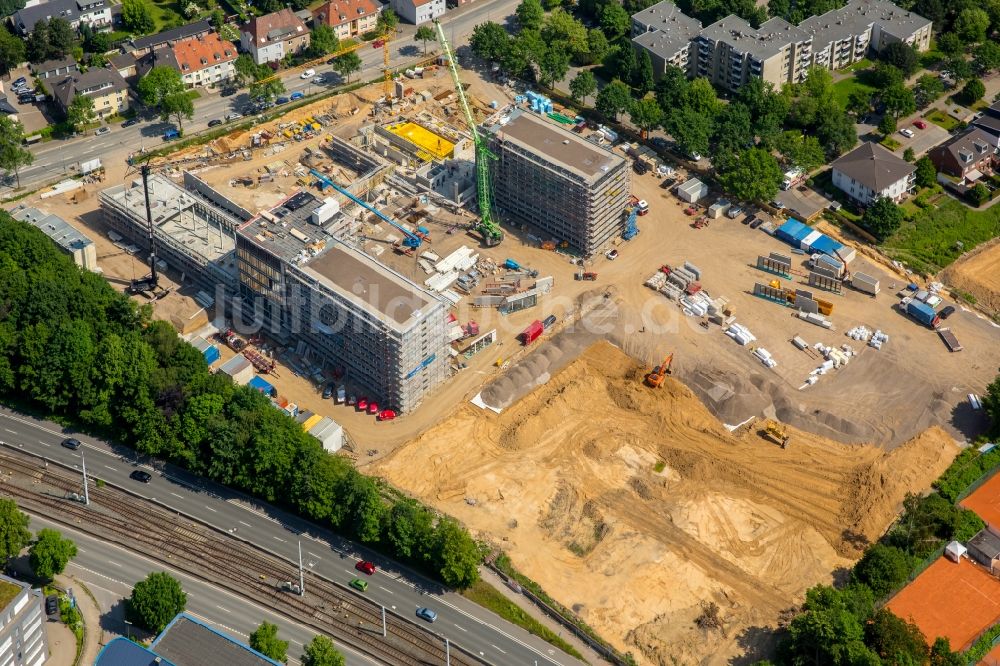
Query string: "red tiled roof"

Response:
xmin=171 ymin=33 xmax=237 ymax=74
xmin=312 ymin=0 xmax=380 ymax=28
xmin=242 ymin=8 xmax=308 ymax=48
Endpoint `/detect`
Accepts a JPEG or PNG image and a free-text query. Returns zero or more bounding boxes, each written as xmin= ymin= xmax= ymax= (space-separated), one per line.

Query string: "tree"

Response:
xmin=376 ymin=8 xmax=398 ymax=35
xmin=138 ymin=66 xmax=184 ymax=110
xmin=249 ymin=78 xmax=285 ymax=102
xmin=864 ymin=608 xmax=929 ymax=664
xmin=847 ymin=88 xmax=873 ymax=117
xmin=385 ymin=499 xmax=433 ymax=562
xmin=516 ymin=0 xmax=544 ymax=30
xmin=249 ymin=621 xmax=288 ymax=662
xmin=784 ymin=585 xmax=877 ymax=665
xmin=130 ymin=572 xmax=187 ymax=633
xmin=861 ymin=197 xmax=904 ymax=242
xmin=868 ymin=62 xmax=904 ymax=89
xmin=853 ymin=544 xmax=913 ymax=597
xmin=599 ymin=2 xmax=630 ymax=42
xmin=537 ymin=44 xmax=570 ymax=88
xmin=0 ymin=116 xmax=33 ymax=189
xmin=946 ymin=56 xmax=975 ymax=82
xmin=630 ymin=97 xmax=662 ymax=138
xmin=469 ymin=22 xmax=509 ymax=64
xmin=930 ymin=637 xmax=965 ymax=666
xmin=776 ymin=131 xmax=826 ymax=172
xmin=29 ymin=529 xmax=76 ymax=580
xmin=815 ymin=107 xmax=857 ymax=158
xmin=596 ymin=79 xmax=631 ymax=120
xmin=959 ymin=78 xmax=986 ymax=106
xmin=969 ymin=182 xmax=990 ymax=205
xmin=0 ymin=25 xmax=25 ymax=75
xmin=880 ymin=41 xmax=918 ymax=76
xmin=612 ymin=45 xmax=637 ymax=87
xmin=0 ymin=0 xmax=25 ymax=18
xmin=582 ymin=29 xmax=610 ymax=65
xmin=878 ymin=113 xmax=897 ymax=136
xmin=302 ymin=635 xmax=345 ymax=666
xmin=121 ymin=0 xmax=156 ymax=35
xmin=983 ymin=371 xmax=1000 ymax=436
xmin=955 ymin=7 xmax=990 ymax=43
xmin=882 ymin=83 xmax=916 ymax=118
xmin=712 ymin=101 xmax=753 ymax=154
xmin=332 ymin=51 xmax=362 ymax=83
xmin=433 ymin=518 xmax=480 ymax=588
xmin=0 ymin=499 xmax=30 ymax=562
xmin=914 ymin=73 xmax=945 ymax=108
xmin=634 ymin=49 xmax=654 ymax=92
xmin=936 ymin=31 xmax=963 ymax=56
xmin=414 ymin=25 xmax=435 ymax=55
xmin=67 ymin=95 xmax=97 ymax=132
xmin=718 ymin=147 xmax=783 ymax=203
xmin=914 ymin=156 xmax=936 ymax=188
xmin=569 ymin=70 xmax=597 ymax=104
xmin=973 ymin=41 xmax=1000 ymax=75
xmin=667 ymin=106 xmax=712 ymax=158
xmin=655 ymin=65 xmax=689 ymax=111
xmin=47 ymin=17 xmax=74 ymax=58
xmin=903 ymin=147 xmax=915 ymax=162
xmin=309 ymin=24 xmax=339 ymax=57
xmin=542 ymin=8 xmax=588 ymax=58
xmin=211 ymin=7 xmax=224 ymax=31
xmin=25 ymin=19 xmax=50 ymax=63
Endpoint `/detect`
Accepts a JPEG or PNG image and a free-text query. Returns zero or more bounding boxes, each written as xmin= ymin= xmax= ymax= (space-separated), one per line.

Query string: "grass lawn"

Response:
xmin=832 ymin=75 xmax=876 ymax=109
xmin=461 ymin=580 xmax=584 ymax=661
xmin=880 ymin=137 xmax=902 ymax=151
xmin=882 ymin=198 xmax=1000 ymax=274
xmin=925 ymin=108 xmax=960 ymax=131
xmin=185 ymin=90 xmax=201 ymax=101
xmin=842 ymin=58 xmax=873 ymax=73
xmin=148 ymin=0 xmax=183 ymax=31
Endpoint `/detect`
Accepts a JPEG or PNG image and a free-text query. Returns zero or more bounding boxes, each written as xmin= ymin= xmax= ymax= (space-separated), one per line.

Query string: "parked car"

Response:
xmin=121 ymin=118 xmax=139 ymax=128
xmin=276 ymin=96 xmax=289 ymax=105
xmin=220 ymin=87 xmax=237 ymax=97
xmin=749 ymin=217 xmax=763 ymax=229
xmin=416 ymin=607 xmax=438 ymax=623
xmin=17 ymin=94 xmax=33 ymax=104
xmin=660 ymin=177 xmax=677 ymax=189
xmin=225 ymin=112 xmax=242 ymax=121
xmin=300 ymin=69 xmax=315 ymax=79
xmin=12 ymin=77 xmax=26 ymax=87
xmin=349 ymin=578 xmax=368 ymax=592
xmin=45 ymin=596 xmax=58 ymax=616
xmin=939 ymin=305 xmax=956 ymax=319
xmin=632 ymin=161 xmax=648 ymax=175
xmin=208 ymin=118 xmax=223 ymax=127
xmin=322 ymin=384 xmax=334 ymax=399
xmin=129 ymin=470 xmax=152 ymax=483
xmin=913 ymin=120 xmax=927 ymax=129
xmin=61 ymin=438 xmax=81 ymax=450
xmin=94 ymin=127 xmax=110 ymax=136
xmin=726 ymin=206 xmax=743 ymax=219
xmin=290 ymin=91 xmax=304 ymax=100
xmin=355 ymin=560 xmax=376 ymax=575
xmin=899 ymin=128 xmax=915 ymax=138
xmin=605 ymin=249 xmax=619 ymax=260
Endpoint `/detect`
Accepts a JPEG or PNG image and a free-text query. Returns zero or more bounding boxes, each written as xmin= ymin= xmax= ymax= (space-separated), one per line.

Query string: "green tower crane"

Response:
xmin=433 ymin=20 xmax=503 ymax=247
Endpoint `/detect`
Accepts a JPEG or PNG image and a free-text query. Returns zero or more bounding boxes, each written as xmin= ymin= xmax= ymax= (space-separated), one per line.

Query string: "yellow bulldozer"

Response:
xmin=762 ymin=419 xmax=790 ymax=449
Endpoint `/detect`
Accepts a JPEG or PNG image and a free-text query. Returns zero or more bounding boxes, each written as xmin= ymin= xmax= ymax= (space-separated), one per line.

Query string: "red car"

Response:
xmin=372 ymin=39 xmax=385 ymax=49
xmin=913 ymin=120 xmax=927 ymax=129
xmin=356 ymin=560 xmax=376 ymax=575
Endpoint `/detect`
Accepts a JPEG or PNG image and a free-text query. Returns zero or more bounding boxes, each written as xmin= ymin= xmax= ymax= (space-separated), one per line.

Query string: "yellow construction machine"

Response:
xmin=645 ymin=353 xmax=674 ymax=388
xmin=763 ymin=419 xmax=790 ymax=449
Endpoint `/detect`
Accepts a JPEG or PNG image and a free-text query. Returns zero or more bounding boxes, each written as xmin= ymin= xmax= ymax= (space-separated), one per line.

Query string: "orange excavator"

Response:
xmin=645 ymin=353 xmax=674 ymax=388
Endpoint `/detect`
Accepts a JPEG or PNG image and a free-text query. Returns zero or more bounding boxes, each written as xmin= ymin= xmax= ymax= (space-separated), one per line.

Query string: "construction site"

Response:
xmin=8 ymin=20 xmax=1000 ymax=665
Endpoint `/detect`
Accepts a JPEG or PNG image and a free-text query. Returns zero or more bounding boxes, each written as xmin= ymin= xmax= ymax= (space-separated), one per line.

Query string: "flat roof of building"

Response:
xmin=801 ymin=0 xmax=930 ymax=44
xmin=10 ymin=206 xmax=94 ymax=253
xmin=0 ymin=578 xmax=22 ymax=609
xmin=238 ymin=190 xmax=443 ymax=330
xmin=698 ymin=15 xmax=807 ymax=59
xmin=151 ymin=614 xmax=281 ymax=666
xmin=485 ymin=108 xmax=624 ymax=182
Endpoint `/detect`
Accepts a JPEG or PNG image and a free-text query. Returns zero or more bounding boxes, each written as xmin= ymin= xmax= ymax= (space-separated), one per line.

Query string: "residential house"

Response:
xmin=13 ymin=0 xmax=112 ymax=34
xmin=312 ymin=0 xmax=381 ymax=40
xmin=928 ymin=127 xmax=997 ymax=183
xmin=51 ymin=67 xmax=129 ymax=118
xmin=830 ymin=142 xmax=916 ymax=205
xmin=390 ymin=0 xmax=446 ymax=25
xmin=972 ymin=100 xmax=1000 ymax=143
xmin=108 ymin=52 xmax=138 ymax=80
xmin=31 ymin=56 xmax=79 ymax=80
xmin=128 ymin=19 xmax=212 ymax=56
xmin=170 ymin=33 xmax=237 ymax=87
xmin=240 ymin=9 xmax=310 ymax=65
xmin=632 ymin=0 xmax=931 ymax=91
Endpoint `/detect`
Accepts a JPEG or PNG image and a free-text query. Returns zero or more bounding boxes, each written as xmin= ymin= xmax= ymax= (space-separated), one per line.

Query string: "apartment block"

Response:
xmin=50 ymin=67 xmax=129 ymax=118
xmin=236 ymin=191 xmax=449 ymax=413
xmin=240 ymin=9 xmax=310 ymax=65
xmin=484 ymin=109 xmax=630 ymax=256
xmin=312 ymin=0 xmax=381 ymax=40
xmin=13 ymin=0 xmax=111 ymax=35
xmin=632 ymin=0 xmax=930 ymax=88
xmin=0 ymin=575 xmax=48 ymax=666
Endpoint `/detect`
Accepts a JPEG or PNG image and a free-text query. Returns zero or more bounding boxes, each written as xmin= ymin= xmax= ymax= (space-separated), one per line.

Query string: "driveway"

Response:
xmin=894 ymin=122 xmax=949 ymax=157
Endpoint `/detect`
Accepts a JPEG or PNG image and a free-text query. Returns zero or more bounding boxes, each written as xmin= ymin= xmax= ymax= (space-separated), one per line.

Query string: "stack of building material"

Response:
xmin=645 ymin=272 xmax=667 ymax=290
xmin=868 ymin=330 xmax=889 ymax=350
xmin=680 ymin=291 xmax=712 ymax=317
xmin=753 ymin=347 xmax=777 ymax=368
xmin=797 ymin=312 xmax=833 ymax=329
xmin=424 ymin=271 xmax=460 ymax=292
xmin=725 ymin=323 xmax=756 ymax=346
xmin=435 ymin=246 xmax=478 ymax=273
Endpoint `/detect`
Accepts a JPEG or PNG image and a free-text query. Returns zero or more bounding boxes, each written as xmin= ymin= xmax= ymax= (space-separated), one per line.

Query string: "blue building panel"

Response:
xmin=203 ymin=345 xmax=221 ymax=365
xmin=248 ymin=376 xmax=275 ymax=397
xmin=809 ymin=235 xmax=844 ymax=257
xmin=95 ymin=637 xmax=175 ymax=666
xmin=775 ymin=219 xmax=807 ymax=244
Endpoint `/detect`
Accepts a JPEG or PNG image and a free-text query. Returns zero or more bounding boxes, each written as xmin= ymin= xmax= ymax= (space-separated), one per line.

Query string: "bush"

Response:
xmin=934 ymin=446 xmax=1000 ymax=502
xmin=968 ymin=182 xmax=990 ymax=206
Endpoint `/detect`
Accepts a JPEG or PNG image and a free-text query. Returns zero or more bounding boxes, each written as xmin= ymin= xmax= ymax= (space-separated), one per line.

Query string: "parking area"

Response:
xmin=3 ymin=68 xmax=56 ymax=135
xmin=773 ymin=185 xmax=832 ymax=221
xmin=894 ymin=120 xmax=950 ymax=157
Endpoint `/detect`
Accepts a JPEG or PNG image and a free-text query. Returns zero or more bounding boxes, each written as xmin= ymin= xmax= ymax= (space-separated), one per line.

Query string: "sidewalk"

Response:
xmin=55 ymin=574 xmax=104 ymax=666
xmin=478 ymin=567 xmax=612 ymax=665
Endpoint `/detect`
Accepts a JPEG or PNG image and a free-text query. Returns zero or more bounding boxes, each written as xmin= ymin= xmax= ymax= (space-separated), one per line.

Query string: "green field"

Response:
xmin=882 ymin=198 xmax=1000 ymax=274
xmin=831 ymin=75 xmax=876 ymax=108
xmin=925 ymin=108 xmax=960 ymax=131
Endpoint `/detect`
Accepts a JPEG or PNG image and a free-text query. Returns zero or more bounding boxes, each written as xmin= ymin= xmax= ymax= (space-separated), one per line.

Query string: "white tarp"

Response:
xmin=79 ymin=158 xmax=102 ymax=175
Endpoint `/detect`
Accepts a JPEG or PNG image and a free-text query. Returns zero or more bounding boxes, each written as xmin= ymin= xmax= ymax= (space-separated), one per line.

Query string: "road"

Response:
xmin=25 ymin=515 xmax=379 ymax=666
xmin=0 ymin=407 xmax=581 ymax=666
xmin=12 ymin=0 xmax=518 ymax=191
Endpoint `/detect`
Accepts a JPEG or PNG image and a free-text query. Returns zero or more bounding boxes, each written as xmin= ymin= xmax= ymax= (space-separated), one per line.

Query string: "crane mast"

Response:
xmin=432 ymin=20 xmax=503 ymax=247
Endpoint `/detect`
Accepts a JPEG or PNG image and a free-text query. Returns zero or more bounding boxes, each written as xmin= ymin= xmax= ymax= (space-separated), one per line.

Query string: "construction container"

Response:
xmin=520 ymin=320 xmax=544 ymax=345
xmin=905 ymin=300 xmax=939 ymax=328
xmin=708 ymin=200 xmax=730 ymax=219
xmin=543 ymin=315 xmax=557 ymax=329
xmin=311 ymin=198 xmax=340 ymax=225
xmin=851 ymin=272 xmax=879 ymax=296
xmin=792 ymin=336 xmax=809 ymax=350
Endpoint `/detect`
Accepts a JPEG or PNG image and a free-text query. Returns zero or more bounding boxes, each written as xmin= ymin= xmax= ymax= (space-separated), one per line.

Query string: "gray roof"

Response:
xmin=801 ymin=0 xmax=930 ymax=45
xmin=934 ymin=127 xmax=997 ymax=160
xmin=973 ymin=113 xmax=1000 ymax=137
xmin=151 ymin=615 xmax=279 ymax=666
xmin=129 ymin=19 xmax=211 ymax=52
xmin=14 ymin=0 xmax=106 ymax=31
xmin=632 ymin=0 xmax=701 ymax=34
xmin=633 ymin=19 xmax=700 ymax=60
xmin=697 ymin=15 xmax=804 ymax=60
xmin=10 ymin=206 xmax=94 ymax=253
xmin=51 ymin=67 xmax=128 ymax=110
xmin=30 ymin=56 xmax=78 ymax=75
xmin=969 ymin=529 xmax=1000 ymax=559
xmin=830 ymin=142 xmax=915 ymax=191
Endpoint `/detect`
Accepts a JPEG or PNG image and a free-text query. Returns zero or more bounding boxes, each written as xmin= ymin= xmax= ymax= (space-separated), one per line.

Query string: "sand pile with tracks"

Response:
xmin=374 ymin=342 xmax=958 ymax=664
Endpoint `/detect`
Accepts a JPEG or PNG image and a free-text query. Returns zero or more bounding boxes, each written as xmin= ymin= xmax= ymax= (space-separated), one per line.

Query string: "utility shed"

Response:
xmin=248 ymin=375 xmax=275 ymax=397
xmin=219 ymin=355 xmax=254 ymax=385
xmin=308 ymin=416 xmax=344 ymax=452
xmin=676 ymin=178 xmax=708 ymax=203
xmin=189 ymin=335 xmax=220 ymax=365
xmin=945 ymin=540 xmax=967 ymax=563
xmin=967 ymin=529 xmax=1000 ymax=572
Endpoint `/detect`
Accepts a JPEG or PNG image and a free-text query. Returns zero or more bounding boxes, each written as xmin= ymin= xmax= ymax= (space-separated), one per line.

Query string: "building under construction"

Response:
xmin=236 ymin=190 xmax=450 ymax=412
xmin=484 ymin=108 xmax=630 ymax=256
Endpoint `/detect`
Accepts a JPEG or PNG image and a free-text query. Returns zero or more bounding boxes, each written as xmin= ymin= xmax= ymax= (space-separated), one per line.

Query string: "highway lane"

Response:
xmin=12 ymin=0 xmax=518 ymax=191
xmin=25 ymin=515 xmax=379 ymax=665
xmin=0 ymin=407 xmax=579 ymax=666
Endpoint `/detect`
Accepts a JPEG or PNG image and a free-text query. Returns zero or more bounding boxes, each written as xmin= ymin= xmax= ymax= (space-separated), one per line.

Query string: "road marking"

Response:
xmin=104 ymin=465 xmax=117 ymax=472
xmin=307 ymin=551 xmax=322 ymax=561
xmin=3 ymin=429 xmax=14 ymax=434
xmin=108 ymin=560 xmax=122 ymax=568
xmin=40 ymin=442 xmax=50 ymax=447
xmin=171 ymin=492 xmax=184 ymax=499
xmin=216 ymin=605 xmax=231 ymax=613
xmin=492 ymin=644 xmax=507 ymax=654
xmin=453 ymin=623 xmax=467 ymax=632
xmin=377 ymin=586 xmax=393 ymax=594
xmin=204 ymin=505 xmax=217 ymax=513
xmin=273 ymin=536 xmax=286 ymax=543
xmin=238 ymin=520 xmax=252 ymax=528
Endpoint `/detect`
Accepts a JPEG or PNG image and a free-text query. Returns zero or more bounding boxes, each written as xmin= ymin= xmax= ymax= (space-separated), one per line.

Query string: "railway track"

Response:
xmin=0 ymin=449 xmax=482 ymax=666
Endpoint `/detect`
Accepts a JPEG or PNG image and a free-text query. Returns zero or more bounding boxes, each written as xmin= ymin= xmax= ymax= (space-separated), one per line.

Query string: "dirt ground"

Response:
xmin=941 ymin=237 xmax=1000 ymax=316
xmin=373 ymin=341 xmax=960 ymax=664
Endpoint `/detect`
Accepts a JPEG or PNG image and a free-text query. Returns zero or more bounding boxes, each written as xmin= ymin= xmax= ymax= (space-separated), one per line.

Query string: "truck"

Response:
xmin=905 ymin=300 xmax=940 ymax=328
xmin=575 ymin=271 xmax=597 ymax=281
xmin=519 ymin=320 xmax=544 ymax=345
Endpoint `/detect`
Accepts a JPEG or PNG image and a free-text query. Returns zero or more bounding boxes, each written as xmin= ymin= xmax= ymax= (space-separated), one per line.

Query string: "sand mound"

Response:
xmin=941 ymin=237 xmax=1000 ymax=316
xmin=374 ymin=342 xmax=959 ymax=664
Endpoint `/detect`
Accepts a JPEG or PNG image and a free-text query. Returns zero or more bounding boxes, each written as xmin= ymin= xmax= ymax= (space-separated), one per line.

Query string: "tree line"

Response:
xmin=0 ymin=215 xmax=481 ymax=589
